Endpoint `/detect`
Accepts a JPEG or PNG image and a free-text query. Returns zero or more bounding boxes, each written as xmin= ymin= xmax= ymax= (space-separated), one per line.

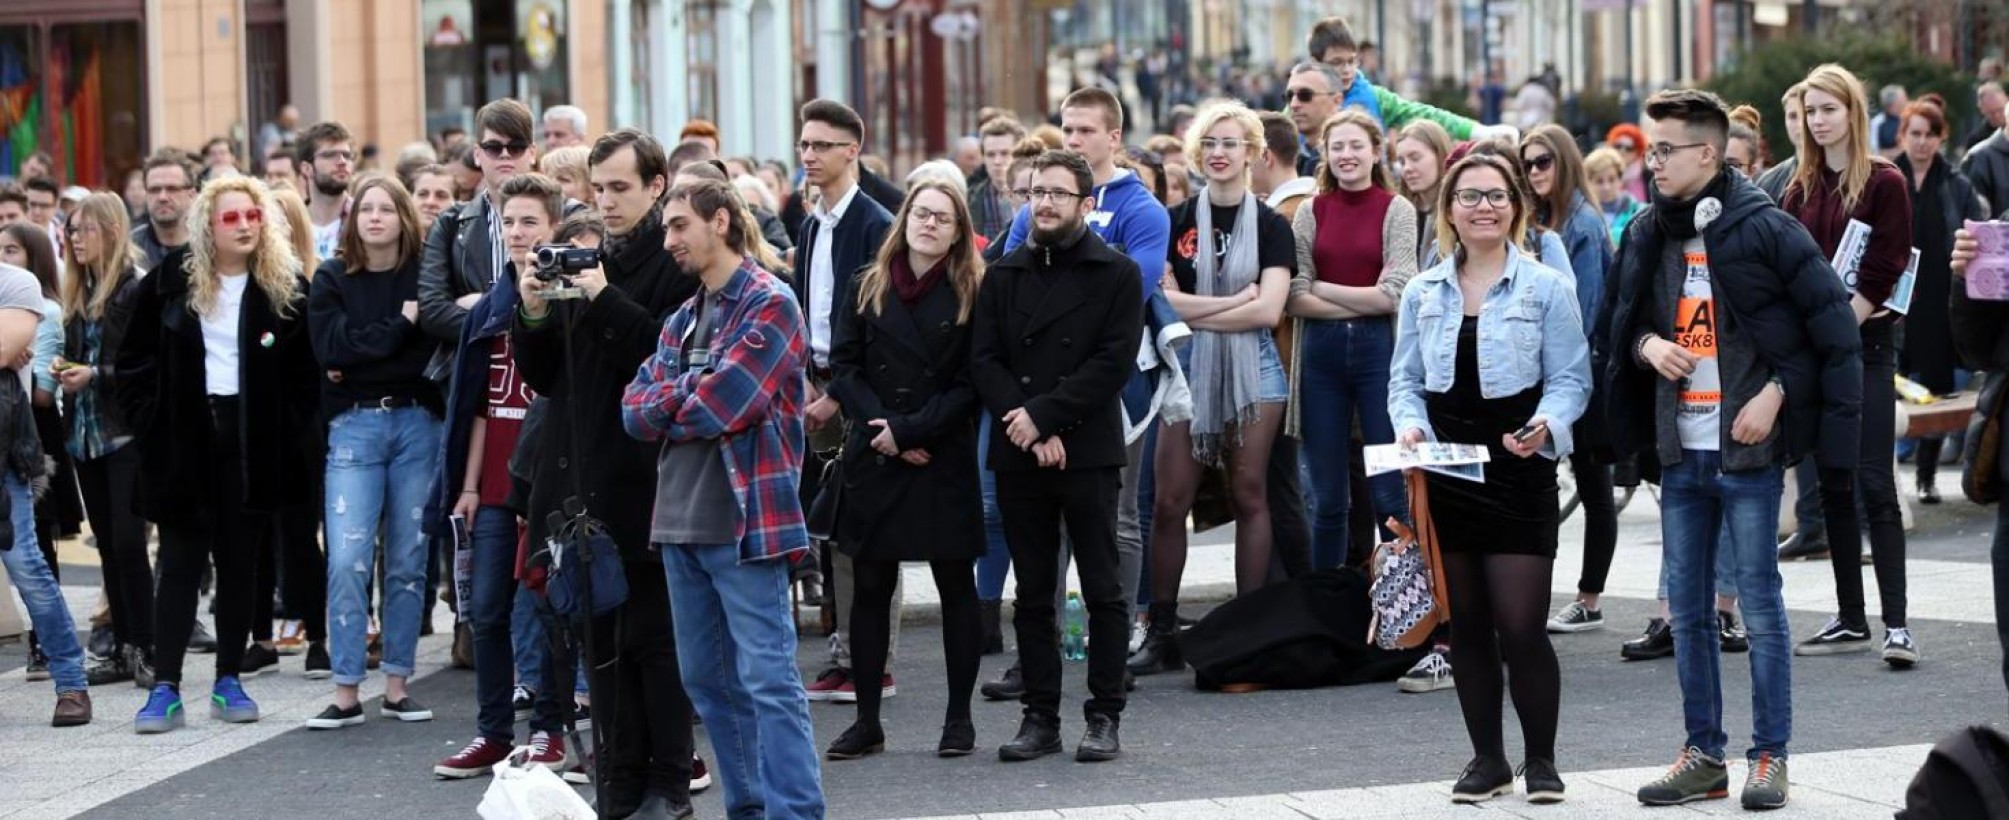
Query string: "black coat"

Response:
xmin=1894 ymin=155 xmax=1989 ymax=393
xmin=826 ymin=269 xmax=983 ymax=562
xmin=1960 ymin=131 xmax=2009 ymax=217
xmin=1603 ymin=172 xmax=1863 ymax=476
xmin=60 ymin=267 xmax=144 ymax=447
xmin=511 ymin=217 xmax=696 ymax=562
xmin=113 ymin=248 xmax=321 ymax=522
xmin=971 ymin=230 xmax=1144 ymax=473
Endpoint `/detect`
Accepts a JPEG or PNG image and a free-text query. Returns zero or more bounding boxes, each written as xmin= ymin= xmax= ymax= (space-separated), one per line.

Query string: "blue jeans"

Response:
xmin=1298 ymin=317 xmax=1406 ymax=569
xmin=1657 ymin=523 xmax=1739 ymax=601
xmin=511 ymin=586 xmax=547 ymax=687
xmin=1661 ymin=450 xmax=1791 ymax=761
xmin=323 ymin=407 xmax=441 ymax=685
xmin=5 ymin=471 xmax=85 ymax=691
xmin=976 ymin=418 xmax=1011 ymax=601
xmin=662 ymin=544 xmax=824 ymax=820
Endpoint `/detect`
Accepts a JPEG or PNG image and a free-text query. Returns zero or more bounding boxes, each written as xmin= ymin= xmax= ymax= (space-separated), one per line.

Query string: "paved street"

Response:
xmin=1 ymin=491 xmax=2003 ymax=819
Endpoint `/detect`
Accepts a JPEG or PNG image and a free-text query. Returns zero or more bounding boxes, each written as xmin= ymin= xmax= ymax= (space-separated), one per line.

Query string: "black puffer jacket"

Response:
xmin=1960 ymin=131 xmax=2009 ymax=217
xmin=1603 ymin=169 xmax=1863 ymax=477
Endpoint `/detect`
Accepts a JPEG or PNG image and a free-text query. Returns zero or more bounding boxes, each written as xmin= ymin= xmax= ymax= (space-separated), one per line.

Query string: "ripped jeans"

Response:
xmin=323 ymin=406 xmax=443 ymax=686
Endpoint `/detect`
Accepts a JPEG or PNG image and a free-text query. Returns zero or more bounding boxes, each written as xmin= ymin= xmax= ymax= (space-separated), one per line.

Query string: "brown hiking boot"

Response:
xmin=52 ymin=691 xmax=92 ymax=727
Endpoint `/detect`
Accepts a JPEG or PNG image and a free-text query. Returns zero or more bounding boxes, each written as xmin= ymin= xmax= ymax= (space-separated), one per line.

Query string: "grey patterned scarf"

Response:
xmin=1188 ymin=189 xmax=1264 ymax=465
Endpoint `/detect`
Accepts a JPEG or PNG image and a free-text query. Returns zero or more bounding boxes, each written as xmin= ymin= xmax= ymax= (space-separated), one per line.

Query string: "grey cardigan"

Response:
xmin=1284 ymin=190 xmax=1420 ymax=437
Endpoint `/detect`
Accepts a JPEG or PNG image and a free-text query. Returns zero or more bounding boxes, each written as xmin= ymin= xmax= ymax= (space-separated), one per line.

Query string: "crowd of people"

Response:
xmin=2 ymin=12 xmax=2007 ymax=819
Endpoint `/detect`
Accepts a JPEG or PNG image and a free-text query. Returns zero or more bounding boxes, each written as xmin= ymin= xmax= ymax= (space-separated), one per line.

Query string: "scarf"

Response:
xmin=1188 ymin=188 xmax=1264 ymax=465
xmin=1650 ymin=167 xmax=1733 ymax=241
xmin=889 ymin=253 xmax=948 ymax=305
xmin=603 ymin=205 xmax=663 ymax=262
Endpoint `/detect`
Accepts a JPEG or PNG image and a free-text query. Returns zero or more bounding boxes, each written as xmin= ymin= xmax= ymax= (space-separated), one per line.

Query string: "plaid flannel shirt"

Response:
xmin=621 ymin=257 xmax=810 ymax=562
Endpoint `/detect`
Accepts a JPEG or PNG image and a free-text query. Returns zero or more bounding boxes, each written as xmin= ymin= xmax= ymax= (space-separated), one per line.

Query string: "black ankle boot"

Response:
xmin=981 ymin=662 xmax=1024 ymax=701
xmin=978 ymin=600 xmax=1005 ymax=655
xmin=824 ymin=721 xmax=886 ymax=760
xmin=997 ymin=713 xmax=1063 ymax=761
xmin=1076 ymin=713 xmax=1121 ymax=762
xmin=1127 ymin=604 xmax=1183 ymax=675
xmin=938 ymin=719 xmax=976 ymax=757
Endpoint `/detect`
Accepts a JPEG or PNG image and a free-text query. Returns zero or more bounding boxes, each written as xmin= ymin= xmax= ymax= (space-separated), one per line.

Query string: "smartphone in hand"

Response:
xmin=1512 ymin=422 xmax=1546 ymax=444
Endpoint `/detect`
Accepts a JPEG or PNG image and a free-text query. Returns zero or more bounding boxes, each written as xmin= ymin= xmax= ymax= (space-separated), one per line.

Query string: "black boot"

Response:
xmin=824 ymin=721 xmax=886 ymax=761
xmin=1127 ymin=603 xmax=1183 ymax=675
xmin=978 ymin=600 xmax=1005 ymax=656
xmin=997 ymin=713 xmax=1063 ymax=761
xmin=1076 ymin=713 xmax=1121 ymax=762
xmin=937 ymin=719 xmax=976 ymax=757
xmin=980 ymin=662 xmax=1024 ymax=701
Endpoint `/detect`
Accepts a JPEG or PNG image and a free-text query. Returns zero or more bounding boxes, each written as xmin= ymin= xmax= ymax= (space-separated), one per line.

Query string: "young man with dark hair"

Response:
xmin=297 ymin=121 xmax=357 ymax=260
xmin=22 ymin=176 xmax=59 ymax=250
xmin=262 ymin=149 xmax=303 ymax=198
xmin=623 ymin=177 xmax=823 ymax=819
xmin=797 ymin=100 xmax=903 ymax=215
xmin=0 ymin=183 xmax=25 ymax=226
xmin=972 ymin=117 xmax=1029 ymax=241
xmin=132 ymin=149 xmax=199 ymax=271
xmin=977 ymin=149 xmax=1144 ymax=762
xmin=665 ymin=140 xmax=716 ymax=176
xmin=1606 ymin=89 xmax=1862 ymax=811
xmin=419 ymin=98 xmax=542 ymax=367
xmin=511 ymin=128 xmax=698 ymax=816
xmin=1255 ymin=111 xmax=1313 ymax=218
xmin=793 ymin=98 xmax=902 ymax=703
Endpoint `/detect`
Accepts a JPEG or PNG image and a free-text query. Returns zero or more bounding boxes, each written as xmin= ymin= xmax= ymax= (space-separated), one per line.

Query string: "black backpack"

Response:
xmin=1898 ymin=725 xmax=2009 ymax=819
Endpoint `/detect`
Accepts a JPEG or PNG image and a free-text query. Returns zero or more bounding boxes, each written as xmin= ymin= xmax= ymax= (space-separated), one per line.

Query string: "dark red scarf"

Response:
xmin=890 ymin=253 xmax=949 ymax=305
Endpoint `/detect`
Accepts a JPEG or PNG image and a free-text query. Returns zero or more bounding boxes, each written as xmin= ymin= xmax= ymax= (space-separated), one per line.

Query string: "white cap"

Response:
xmin=59 ymin=186 xmax=89 ymax=203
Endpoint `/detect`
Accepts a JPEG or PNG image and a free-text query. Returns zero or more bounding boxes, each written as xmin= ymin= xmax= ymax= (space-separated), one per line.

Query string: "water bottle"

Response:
xmin=1062 ymin=592 xmax=1088 ymax=662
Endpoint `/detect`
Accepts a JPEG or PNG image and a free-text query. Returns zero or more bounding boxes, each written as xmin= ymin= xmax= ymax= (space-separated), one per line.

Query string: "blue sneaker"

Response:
xmin=135 ymin=683 xmax=185 ymax=734
xmin=210 ymin=675 xmax=260 ymax=723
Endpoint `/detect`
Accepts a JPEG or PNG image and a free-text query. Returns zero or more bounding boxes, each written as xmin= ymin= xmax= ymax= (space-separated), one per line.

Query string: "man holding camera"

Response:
xmin=514 ymin=128 xmax=699 ymax=818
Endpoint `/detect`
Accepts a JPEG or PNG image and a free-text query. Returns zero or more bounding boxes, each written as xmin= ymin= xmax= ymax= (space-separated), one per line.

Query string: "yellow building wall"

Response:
xmin=326 ymin=0 xmax=426 ymax=150
xmin=568 ymin=0 xmax=606 ymax=140
xmin=155 ymin=0 xmax=246 ymax=152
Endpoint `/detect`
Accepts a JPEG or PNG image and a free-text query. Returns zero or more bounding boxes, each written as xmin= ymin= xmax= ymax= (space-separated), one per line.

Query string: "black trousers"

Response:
xmin=154 ymin=397 xmax=269 ymax=685
xmin=1267 ymin=434 xmax=1312 ymax=581
xmin=1821 ymin=323 xmax=1909 ymax=628
xmin=586 ymin=557 xmax=694 ymax=810
xmin=255 ymin=499 xmax=327 ymax=642
xmin=77 ymin=446 xmax=153 ymax=651
xmin=996 ymin=466 xmax=1127 ymax=721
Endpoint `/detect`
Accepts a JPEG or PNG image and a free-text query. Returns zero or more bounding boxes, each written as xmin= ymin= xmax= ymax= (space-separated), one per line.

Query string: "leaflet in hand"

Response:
xmin=1364 ymin=442 xmax=1489 ymax=483
xmin=450 ymin=514 xmax=474 ymax=626
xmin=1829 ymin=218 xmax=1918 ymax=312
xmin=1965 ymin=220 xmax=2009 ymax=302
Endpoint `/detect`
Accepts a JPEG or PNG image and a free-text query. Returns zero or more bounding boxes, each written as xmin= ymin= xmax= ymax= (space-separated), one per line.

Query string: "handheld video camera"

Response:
xmin=533 ymin=245 xmax=602 ymax=283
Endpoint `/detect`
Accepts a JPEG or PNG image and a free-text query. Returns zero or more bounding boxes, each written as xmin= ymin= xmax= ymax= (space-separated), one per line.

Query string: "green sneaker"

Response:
xmin=1637 ymin=746 xmax=1730 ymax=805
xmin=1741 ymin=752 xmax=1789 ymax=810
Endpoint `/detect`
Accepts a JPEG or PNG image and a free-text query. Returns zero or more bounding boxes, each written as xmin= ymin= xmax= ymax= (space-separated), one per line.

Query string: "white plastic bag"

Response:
xmin=476 ymin=747 xmax=595 ymax=820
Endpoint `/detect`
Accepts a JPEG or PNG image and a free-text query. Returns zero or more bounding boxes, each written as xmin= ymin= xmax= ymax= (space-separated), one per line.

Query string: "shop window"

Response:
xmin=0 ymin=27 xmax=42 ymax=179
xmin=688 ymin=0 xmax=719 ymax=122
xmin=0 ymin=22 xmax=142 ymax=189
xmin=425 ymin=0 xmax=478 ymax=139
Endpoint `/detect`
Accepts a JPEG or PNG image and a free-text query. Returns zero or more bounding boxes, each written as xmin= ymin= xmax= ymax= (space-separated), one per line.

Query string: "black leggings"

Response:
xmin=77 ymin=447 xmax=153 ymax=651
xmin=849 ymin=557 xmax=979 ymax=728
xmin=1568 ymin=451 xmax=1619 ymax=595
xmin=253 ymin=500 xmax=327 ymax=643
xmin=1821 ymin=324 xmax=1908 ymax=629
xmin=153 ymin=398 xmax=269 ymax=685
xmin=1443 ymin=552 xmax=1561 ymax=764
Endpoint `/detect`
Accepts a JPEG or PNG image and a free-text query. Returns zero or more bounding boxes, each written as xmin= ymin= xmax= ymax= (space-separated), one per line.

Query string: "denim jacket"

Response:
xmin=1389 ymin=251 xmax=1593 ymax=459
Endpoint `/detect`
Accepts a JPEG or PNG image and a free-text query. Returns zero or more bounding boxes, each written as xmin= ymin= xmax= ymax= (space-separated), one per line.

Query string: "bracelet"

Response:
xmin=1633 ymin=333 xmax=1655 ymax=365
xmin=460 ymin=489 xmax=479 ymax=496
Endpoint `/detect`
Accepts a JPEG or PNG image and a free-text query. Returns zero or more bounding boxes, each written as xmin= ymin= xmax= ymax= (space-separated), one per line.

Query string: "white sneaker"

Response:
xmin=1397 ymin=649 xmax=1454 ymax=693
xmin=1128 ymin=620 xmax=1148 ymax=654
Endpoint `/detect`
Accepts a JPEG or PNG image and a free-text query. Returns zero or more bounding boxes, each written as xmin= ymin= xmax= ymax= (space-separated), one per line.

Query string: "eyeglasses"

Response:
xmin=315 ymin=149 xmax=355 ymax=163
xmin=1522 ymin=154 xmax=1557 ymax=173
xmin=796 ymin=140 xmax=856 ymax=155
xmin=909 ymin=206 xmax=957 ymax=227
xmin=1725 ymin=158 xmax=1749 ymax=174
xmin=1452 ymin=188 xmax=1513 ymax=208
xmin=64 ymin=222 xmax=99 ymax=237
xmin=1009 ymin=188 xmax=1032 ymax=201
xmin=214 ymin=208 xmax=264 ymax=228
xmin=1198 ymin=138 xmax=1249 ymax=153
xmin=1028 ymin=188 xmax=1084 ymax=204
xmin=479 ymin=140 xmax=532 ymax=159
xmin=1646 ymin=142 xmax=1709 ymax=165
xmin=1287 ymin=88 xmax=1334 ymax=104
xmin=146 ymin=184 xmax=193 ymax=196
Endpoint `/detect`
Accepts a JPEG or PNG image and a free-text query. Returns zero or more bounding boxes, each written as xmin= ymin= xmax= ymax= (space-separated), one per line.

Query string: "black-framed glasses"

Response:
xmin=315 ymin=149 xmax=355 ymax=163
xmin=796 ymin=140 xmax=856 ymax=155
xmin=909 ymin=206 xmax=957 ymax=228
xmin=1008 ymin=188 xmax=1033 ymax=202
xmin=480 ymin=140 xmax=532 ymax=159
xmin=145 ymin=184 xmax=192 ymax=196
xmin=1522 ymin=154 xmax=1557 ymax=173
xmin=1452 ymin=188 xmax=1513 ymax=208
xmin=1647 ymin=142 xmax=1709 ymax=165
xmin=1028 ymin=188 xmax=1084 ymax=203
xmin=1287 ymin=88 xmax=1334 ymax=104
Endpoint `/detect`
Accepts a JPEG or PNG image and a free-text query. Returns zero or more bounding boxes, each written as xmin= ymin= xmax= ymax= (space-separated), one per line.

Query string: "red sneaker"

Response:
xmin=691 ymin=755 xmax=712 ymax=793
xmin=514 ymin=730 xmax=570 ymax=771
xmin=804 ymin=668 xmax=850 ymax=702
xmin=829 ymin=672 xmax=895 ymax=704
xmin=434 ymin=737 xmax=512 ymax=779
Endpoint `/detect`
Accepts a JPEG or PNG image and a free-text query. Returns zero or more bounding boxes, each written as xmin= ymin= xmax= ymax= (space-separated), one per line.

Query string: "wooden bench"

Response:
xmin=1904 ymin=391 xmax=1978 ymax=439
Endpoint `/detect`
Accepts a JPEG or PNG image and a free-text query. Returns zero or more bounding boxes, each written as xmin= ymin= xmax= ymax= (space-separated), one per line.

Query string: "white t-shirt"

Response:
xmin=808 ymin=183 xmax=860 ymax=368
xmin=0 ymin=264 xmax=46 ymax=397
xmin=1674 ymin=238 xmax=1721 ymax=451
xmin=202 ymin=275 xmax=251 ymax=397
xmin=313 ymin=218 xmax=342 ymax=263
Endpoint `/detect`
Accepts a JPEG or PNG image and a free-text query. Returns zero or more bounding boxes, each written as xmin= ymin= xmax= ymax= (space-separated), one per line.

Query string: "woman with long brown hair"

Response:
xmin=822 ymin=178 xmax=986 ymax=759
xmin=1394 ymin=119 xmax=1455 ymax=265
xmin=116 ymin=176 xmax=320 ymax=733
xmin=1781 ymin=63 xmax=1917 ymax=664
xmin=49 ymin=194 xmax=155 ymax=686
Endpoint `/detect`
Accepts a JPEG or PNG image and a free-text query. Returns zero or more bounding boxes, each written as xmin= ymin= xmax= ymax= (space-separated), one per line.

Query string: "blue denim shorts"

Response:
xmin=1178 ymin=331 xmax=1288 ymax=404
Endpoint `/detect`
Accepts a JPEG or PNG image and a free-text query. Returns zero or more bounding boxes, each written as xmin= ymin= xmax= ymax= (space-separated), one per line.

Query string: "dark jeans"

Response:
xmin=1569 ymin=449 xmax=1619 ymax=595
xmin=1994 ymin=501 xmax=2009 ymax=705
xmin=1297 ymin=318 xmax=1406 ymax=570
xmin=76 ymin=446 xmax=153 ymax=651
xmin=468 ymin=505 xmax=562 ymax=741
xmin=996 ymin=467 xmax=1128 ymax=721
xmin=588 ymin=557 xmax=695 ymax=809
xmin=255 ymin=499 xmax=327 ymax=642
xmin=1821 ymin=323 xmax=1908 ymax=629
xmin=153 ymin=397 xmax=267 ymax=685
xmin=1267 ymin=434 xmax=1312 ymax=581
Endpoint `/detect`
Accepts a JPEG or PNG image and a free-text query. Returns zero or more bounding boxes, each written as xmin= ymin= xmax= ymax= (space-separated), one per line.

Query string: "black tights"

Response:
xmin=850 ymin=557 xmax=979 ymax=728
xmin=1443 ymin=552 xmax=1561 ymax=764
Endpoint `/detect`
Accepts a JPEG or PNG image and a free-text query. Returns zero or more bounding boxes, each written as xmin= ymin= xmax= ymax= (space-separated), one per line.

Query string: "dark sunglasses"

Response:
xmin=1287 ymin=88 xmax=1332 ymax=104
xmin=1522 ymin=154 xmax=1557 ymax=173
xmin=480 ymin=140 xmax=532 ymax=159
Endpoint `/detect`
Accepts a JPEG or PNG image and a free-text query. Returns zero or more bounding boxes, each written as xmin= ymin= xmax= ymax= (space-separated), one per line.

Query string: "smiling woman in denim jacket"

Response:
xmin=1387 ymin=151 xmax=1591 ymax=806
